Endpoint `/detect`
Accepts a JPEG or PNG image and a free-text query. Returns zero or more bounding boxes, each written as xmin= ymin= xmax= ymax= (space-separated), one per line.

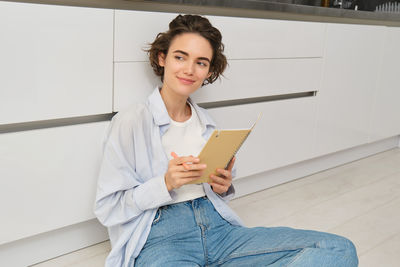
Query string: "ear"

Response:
xmin=206 ymin=71 xmax=213 ymax=79
xmin=158 ymin=52 xmax=166 ymax=67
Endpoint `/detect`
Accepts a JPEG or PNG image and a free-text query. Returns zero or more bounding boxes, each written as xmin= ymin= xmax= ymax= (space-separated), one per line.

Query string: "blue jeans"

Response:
xmin=133 ymin=197 xmax=358 ymax=266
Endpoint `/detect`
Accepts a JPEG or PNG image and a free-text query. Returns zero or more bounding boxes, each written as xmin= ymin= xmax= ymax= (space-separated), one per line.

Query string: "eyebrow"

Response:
xmin=173 ymin=50 xmax=211 ymax=63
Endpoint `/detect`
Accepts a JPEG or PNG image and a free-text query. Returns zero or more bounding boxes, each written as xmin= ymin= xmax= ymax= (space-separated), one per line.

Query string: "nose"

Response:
xmin=183 ymin=61 xmax=195 ymax=75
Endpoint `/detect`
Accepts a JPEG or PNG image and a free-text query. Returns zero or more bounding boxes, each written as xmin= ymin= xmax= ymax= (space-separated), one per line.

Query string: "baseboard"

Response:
xmin=0 ymin=219 xmax=108 ymax=267
xmin=233 ymin=135 xmax=400 ymax=198
xmin=1 ymin=135 xmax=398 ymax=267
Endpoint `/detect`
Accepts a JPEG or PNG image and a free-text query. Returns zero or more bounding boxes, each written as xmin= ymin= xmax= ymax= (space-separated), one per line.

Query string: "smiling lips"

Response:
xmin=178 ymin=77 xmax=195 ymax=85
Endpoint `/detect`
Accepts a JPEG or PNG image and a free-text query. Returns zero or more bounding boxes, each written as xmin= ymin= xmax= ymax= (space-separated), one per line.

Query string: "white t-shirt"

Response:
xmin=162 ymin=102 xmax=206 ymax=204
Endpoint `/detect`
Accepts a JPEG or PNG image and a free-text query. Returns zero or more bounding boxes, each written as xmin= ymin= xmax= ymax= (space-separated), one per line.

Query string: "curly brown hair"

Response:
xmin=146 ymin=14 xmax=227 ymax=86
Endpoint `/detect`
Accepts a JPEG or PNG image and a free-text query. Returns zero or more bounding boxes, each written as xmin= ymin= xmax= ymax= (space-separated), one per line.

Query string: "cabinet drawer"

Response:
xmin=207 ymin=97 xmax=317 ymax=178
xmin=114 ymin=10 xmax=325 ymax=62
xmin=191 ymin=58 xmax=321 ymax=104
xmin=0 ymin=2 xmax=113 ymax=125
xmin=0 ymin=122 xmax=109 ymax=244
xmin=210 ymin=15 xmax=325 ymax=59
xmin=113 ymin=62 xmax=158 ymax=112
xmin=114 ymin=10 xmax=176 ymax=62
xmin=114 ymin=58 xmax=321 ymax=112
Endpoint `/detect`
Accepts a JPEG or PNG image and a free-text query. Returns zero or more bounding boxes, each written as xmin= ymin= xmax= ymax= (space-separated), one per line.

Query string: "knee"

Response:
xmin=320 ymin=234 xmax=358 ymax=266
xmin=338 ymin=236 xmax=358 ymax=263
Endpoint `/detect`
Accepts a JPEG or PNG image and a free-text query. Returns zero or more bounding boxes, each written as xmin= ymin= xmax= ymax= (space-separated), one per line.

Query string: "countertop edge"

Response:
xmin=2 ymin=0 xmax=400 ymax=27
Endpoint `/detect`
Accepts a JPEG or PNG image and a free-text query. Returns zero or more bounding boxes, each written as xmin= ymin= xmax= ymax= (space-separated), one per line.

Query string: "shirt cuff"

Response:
xmin=133 ymin=175 xmax=172 ymax=211
xmin=218 ymin=184 xmax=235 ymax=202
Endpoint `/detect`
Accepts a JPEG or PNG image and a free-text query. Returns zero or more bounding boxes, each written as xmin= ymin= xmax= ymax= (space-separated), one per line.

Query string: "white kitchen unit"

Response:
xmin=114 ymin=10 xmax=326 ymax=62
xmin=114 ymin=10 xmax=177 ymax=62
xmin=113 ymin=58 xmax=321 ymax=112
xmin=113 ymin=9 xmax=323 ymax=175
xmin=209 ymin=15 xmax=325 ymax=59
xmin=113 ymin=62 xmax=160 ymax=112
xmin=1 ymin=3 xmax=399 ymax=266
xmin=313 ymin=23 xmax=386 ymax=157
xmin=369 ymin=27 xmax=400 ymax=142
xmin=0 ymin=1 xmax=113 ymax=125
xmin=190 ymin=58 xmax=321 ymax=104
xmin=207 ymin=96 xmax=317 ymax=178
xmin=0 ymin=121 xmax=109 ymax=245
xmin=113 ymin=10 xmax=324 ymax=112
xmin=114 ymin=57 xmax=319 ymax=175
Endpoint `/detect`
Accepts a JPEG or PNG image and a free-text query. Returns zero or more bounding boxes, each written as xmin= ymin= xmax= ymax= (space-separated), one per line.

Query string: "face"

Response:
xmin=158 ymin=32 xmax=213 ymax=97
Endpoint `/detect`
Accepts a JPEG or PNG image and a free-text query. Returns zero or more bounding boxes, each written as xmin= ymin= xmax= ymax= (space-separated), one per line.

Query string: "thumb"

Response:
xmin=227 ymin=156 xmax=236 ymax=171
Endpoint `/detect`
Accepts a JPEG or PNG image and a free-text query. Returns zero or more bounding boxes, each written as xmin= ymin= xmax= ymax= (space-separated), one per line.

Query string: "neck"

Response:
xmin=160 ymin=85 xmax=191 ymax=122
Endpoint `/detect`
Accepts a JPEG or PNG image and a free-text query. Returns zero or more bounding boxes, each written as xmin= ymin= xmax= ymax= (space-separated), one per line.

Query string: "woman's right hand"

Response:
xmin=164 ymin=153 xmax=207 ymax=191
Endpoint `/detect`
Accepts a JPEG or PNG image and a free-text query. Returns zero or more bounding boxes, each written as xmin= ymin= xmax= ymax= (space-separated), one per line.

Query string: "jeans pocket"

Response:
xmin=152 ymin=208 xmax=162 ymax=226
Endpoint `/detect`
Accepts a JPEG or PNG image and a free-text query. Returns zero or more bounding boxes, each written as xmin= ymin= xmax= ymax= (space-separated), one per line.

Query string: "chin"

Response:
xmin=175 ymin=84 xmax=200 ymax=96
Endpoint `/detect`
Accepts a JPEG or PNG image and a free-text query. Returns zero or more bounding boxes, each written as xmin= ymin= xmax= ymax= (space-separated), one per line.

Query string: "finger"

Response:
xmin=171 ymin=152 xmax=190 ymax=170
xmin=171 ymin=163 xmax=207 ymax=174
xmin=209 ymin=174 xmax=230 ymax=186
xmin=177 ymin=170 xmax=204 ymax=178
xmin=226 ymin=156 xmax=236 ymax=171
xmin=172 ymin=164 xmax=192 ymax=172
xmin=216 ymin=168 xmax=232 ymax=180
xmin=173 ymin=155 xmax=200 ymax=166
xmin=185 ymin=163 xmax=207 ymax=171
xmin=209 ymin=182 xmax=228 ymax=194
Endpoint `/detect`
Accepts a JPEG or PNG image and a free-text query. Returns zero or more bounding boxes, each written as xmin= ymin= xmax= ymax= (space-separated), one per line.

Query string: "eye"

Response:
xmin=174 ymin=56 xmax=184 ymax=60
xmin=198 ymin=61 xmax=208 ymax=67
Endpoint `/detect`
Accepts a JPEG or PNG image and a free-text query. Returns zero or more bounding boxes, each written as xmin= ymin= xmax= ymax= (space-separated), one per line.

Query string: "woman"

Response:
xmin=94 ymin=14 xmax=358 ymax=267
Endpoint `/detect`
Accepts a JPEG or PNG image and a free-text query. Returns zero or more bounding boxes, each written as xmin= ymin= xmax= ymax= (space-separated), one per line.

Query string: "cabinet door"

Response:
xmin=207 ymin=97 xmax=317 ymax=178
xmin=314 ymin=23 xmax=385 ymax=157
xmin=114 ymin=58 xmax=321 ymax=112
xmin=114 ymin=10 xmax=325 ymax=62
xmin=113 ymin=62 xmax=159 ymax=112
xmin=0 ymin=2 xmax=113 ymax=125
xmin=191 ymin=58 xmax=321 ymax=104
xmin=209 ymin=15 xmax=325 ymax=59
xmin=114 ymin=10 xmax=176 ymax=62
xmin=369 ymin=27 xmax=400 ymax=142
xmin=0 ymin=122 xmax=109 ymax=245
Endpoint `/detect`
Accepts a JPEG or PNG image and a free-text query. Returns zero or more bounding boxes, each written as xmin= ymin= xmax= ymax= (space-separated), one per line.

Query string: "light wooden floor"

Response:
xmin=32 ymin=147 xmax=400 ymax=267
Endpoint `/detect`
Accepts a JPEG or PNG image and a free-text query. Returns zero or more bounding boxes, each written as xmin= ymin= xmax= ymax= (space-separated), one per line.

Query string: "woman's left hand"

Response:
xmin=209 ymin=156 xmax=235 ymax=195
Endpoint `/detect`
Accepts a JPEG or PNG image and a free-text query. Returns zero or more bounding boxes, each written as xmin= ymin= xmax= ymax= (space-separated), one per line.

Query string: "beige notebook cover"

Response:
xmin=188 ymin=114 xmax=261 ymax=184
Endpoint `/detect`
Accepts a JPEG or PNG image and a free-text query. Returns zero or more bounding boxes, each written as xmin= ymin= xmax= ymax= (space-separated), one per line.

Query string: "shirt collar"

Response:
xmin=147 ymin=87 xmax=217 ymax=130
xmin=147 ymin=87 xmax=170 ymax=126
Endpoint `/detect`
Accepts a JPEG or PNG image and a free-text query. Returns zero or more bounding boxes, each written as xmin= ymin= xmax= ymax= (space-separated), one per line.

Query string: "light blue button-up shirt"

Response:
xmin=94 ymin=87 xmax=243 ymax=267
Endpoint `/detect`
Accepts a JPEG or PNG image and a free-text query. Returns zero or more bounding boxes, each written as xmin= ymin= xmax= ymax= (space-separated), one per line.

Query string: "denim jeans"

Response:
xmin=133 ymin=197 xmax=358 ymax=266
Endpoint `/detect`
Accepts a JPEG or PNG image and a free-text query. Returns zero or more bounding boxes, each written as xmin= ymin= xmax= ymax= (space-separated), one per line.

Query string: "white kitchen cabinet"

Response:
xmin=369 ymin=27 xmax=400 ymax=142
xmin=114 ymin=10 xmax=325 ymax=62
xmin=0 ymin=2 xmax=113 ymax=125
xmin=207 ymin=96 xmax=317 ymax=178
xmin=0 ymin=121 xmax=109 ymax=245
xmin=314 ymin=23 xmax=386 ymax=157
xmin=114 ymin=58 xmax=321 ymax=112
xmin=209 ymin=15 xmax=325 ymax=59
xmin=113 ymin=62 xmax=160 ymax=112
xmin=114 ymin=10 xmax=176 ymax=62
xmin=190 ymin=58 xmax=321 ymax=104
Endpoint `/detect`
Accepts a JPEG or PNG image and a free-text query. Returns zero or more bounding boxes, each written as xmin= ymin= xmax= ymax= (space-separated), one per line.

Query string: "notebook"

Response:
xmin=188 ymin=113 xmax=261 ymax=184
